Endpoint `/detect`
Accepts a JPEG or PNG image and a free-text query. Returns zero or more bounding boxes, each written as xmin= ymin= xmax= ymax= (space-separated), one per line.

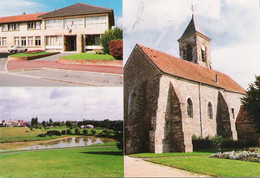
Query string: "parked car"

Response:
xmin=8 ymin=45 xmax=27 ymax=53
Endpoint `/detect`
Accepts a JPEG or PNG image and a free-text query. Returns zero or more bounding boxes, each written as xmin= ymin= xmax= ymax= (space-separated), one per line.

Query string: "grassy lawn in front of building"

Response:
xmin=60 ymin=53 xmax=115 ymax=60
xmin=131 ymin=149 xmax=260 ymax=177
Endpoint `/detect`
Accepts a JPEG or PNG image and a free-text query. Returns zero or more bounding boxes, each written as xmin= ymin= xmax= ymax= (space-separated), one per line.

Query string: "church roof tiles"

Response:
xmin=136 ymin=44 xmax=246 ymax=94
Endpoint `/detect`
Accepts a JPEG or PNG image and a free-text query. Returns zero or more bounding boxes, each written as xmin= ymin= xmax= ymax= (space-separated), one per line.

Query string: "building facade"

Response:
xmin=124 ymin=16 xmax=246 ymax=154
xmin=0 ymin=3 xmax=114 ymax=53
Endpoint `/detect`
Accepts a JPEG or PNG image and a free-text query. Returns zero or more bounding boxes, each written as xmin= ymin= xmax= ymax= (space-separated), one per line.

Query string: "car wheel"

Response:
xmin=14 ymin=50 xmax=17 ymax=53
xmin=24 ymin=49 xmax=28 ymax=52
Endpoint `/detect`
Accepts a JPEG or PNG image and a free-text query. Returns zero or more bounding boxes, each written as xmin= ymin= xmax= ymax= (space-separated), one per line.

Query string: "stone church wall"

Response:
xmin=124 ymin=46 xmax=162 ymax=154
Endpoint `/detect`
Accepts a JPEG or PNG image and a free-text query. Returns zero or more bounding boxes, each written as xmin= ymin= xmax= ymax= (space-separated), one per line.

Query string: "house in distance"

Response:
xmin=124 ymin=15 xmax=246 ymax=154
xmin=0 ymin=3 xmax=114 ymax=53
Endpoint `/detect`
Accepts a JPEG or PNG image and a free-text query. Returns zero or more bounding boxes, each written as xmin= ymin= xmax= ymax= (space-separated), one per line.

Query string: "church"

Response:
xmin=124 ymin=15 xmax=246 ymax=154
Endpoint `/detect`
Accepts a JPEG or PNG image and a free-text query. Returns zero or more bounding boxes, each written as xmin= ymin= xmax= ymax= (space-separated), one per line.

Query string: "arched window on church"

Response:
xmin=201 ymin=44 xmax=206 ymax=62
xmin=208 ymin=102 xmax=213 ymax=119
xmin=186 ymin=45 xmax=193 ymax=62
xmin=187 ymin=98 xmax=193 ymax=118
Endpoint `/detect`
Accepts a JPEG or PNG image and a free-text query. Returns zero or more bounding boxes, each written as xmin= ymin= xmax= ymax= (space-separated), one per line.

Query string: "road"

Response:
xmin=0 ymin=53 xmax=123 ymax=86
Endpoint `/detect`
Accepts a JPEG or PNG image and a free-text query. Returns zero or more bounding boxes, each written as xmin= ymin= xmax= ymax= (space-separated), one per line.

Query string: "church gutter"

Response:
xmin=198 ymin=82 xmax=203 ymax=138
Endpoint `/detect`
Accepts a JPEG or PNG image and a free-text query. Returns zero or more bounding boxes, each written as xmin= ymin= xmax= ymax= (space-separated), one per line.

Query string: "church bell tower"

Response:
xmin=178 ymin=14 xmax=211 ymax=68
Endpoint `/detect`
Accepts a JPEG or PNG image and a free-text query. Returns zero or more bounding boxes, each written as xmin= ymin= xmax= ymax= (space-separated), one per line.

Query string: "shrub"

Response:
xmin=37 ymin=133 xmax=46 ymax=137
xmin=83 ymin=128 xmax=88 ymax=135
xmin=67 ymin=129 xmax=72 ymax=135
xmin=109 ymin=40 xmax=123 ymax=60
xmin=46 ymin=130 xmax=61 ymax=136
xmin=75 ymin=128 xmax=81 ymax=135
xmin=91 ymin=128 xmax=96 ymax=135
xmin=212 ymin=135 xmax=223 ymax=150
xmin=61 ymin=130 xmax=66 ymax=135
xmin=100 ymin=27 xmax=123 ymax=54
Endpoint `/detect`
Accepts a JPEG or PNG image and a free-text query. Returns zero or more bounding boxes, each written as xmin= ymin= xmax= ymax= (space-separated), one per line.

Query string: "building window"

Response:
xmin=45 ymin=20 xmax=62 ymax=29
xmin=28 ymin=37 xmax=34 ymax=46
xmin=208 ymin=102 xmax=213 ymax=119
xmin=4 ymin=23 xmax=19 ymax=31
xmin=35 ymin=36 xmax=41 ymax=46
xmin=201 ymin=44 xmax=206 ymax=62
xmin=85 ymin=16 xmax=106 ymax=27
xmin=21 ymin=37 xmax=26 ymax=46
xmin=0 ymin=37 xmax=7 ymax=46
xmin=28 ymin=22 xmax=41 ymax=30
xmin=86 ymin=35 xmax=101 ymax=46
xmin=2 ymin=24 xmax=8 ymax=31
xmin=45 ymin=36 xmax=62 ymax=48
xmin=231 ymin=108 xmax=235 ymax=119
xmin=186 ymin=45 xmax=193 ymax=62
xmin=187 ymin=98 xmax=193 ymax=118
xmin=14 ymin=37 xmax=20 ymax=46
xmin=64 ymin=18 xmax=83 ymax=29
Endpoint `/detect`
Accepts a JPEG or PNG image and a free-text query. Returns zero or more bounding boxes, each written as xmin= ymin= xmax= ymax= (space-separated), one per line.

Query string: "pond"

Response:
xmin=0 ymin=137 xmax=113 ymax=151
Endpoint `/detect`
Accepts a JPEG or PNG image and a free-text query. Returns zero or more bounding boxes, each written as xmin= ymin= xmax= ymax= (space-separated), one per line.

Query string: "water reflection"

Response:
xmin=14 ymin=137 xmax=110 ymax=151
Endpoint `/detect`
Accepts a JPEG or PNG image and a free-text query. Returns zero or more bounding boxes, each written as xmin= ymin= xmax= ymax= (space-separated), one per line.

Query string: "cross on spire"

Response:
xmin=191 ymin=0 xmax=194 ymax=18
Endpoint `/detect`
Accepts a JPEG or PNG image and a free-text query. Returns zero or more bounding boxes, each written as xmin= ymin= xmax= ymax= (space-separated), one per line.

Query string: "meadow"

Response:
xmin=0 ymin=146 xmax=123 ymax=177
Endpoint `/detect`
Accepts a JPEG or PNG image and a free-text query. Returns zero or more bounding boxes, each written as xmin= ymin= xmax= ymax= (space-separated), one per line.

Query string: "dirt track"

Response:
xmin=124 ymin=156 xmax=209 ymax=177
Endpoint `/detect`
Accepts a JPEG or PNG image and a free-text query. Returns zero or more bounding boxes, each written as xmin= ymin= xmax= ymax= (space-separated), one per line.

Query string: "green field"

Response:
xmin=0 ymin=146 xmax=123 ymax=177
xmin=133 ymin=151 xmax=260 ymax=177
xmin=0 ymin=127 xmax=104 ymax=143
xmin=60 ymin=53 xmax=115 ymax=60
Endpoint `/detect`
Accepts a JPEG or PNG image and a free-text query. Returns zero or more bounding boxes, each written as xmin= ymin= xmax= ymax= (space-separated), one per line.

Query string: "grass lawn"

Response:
xmin=0 ymin=146 xmax=123 ymax=177
xmin=132 ymin=150 xmax=260 ymax=177
xmin=60 ymin=53 xmax=115 ymax=60
xmin=9 ymin=51 xmax=51 ymax=57
xmin=148 ymin=156 xmax=260 ymax=177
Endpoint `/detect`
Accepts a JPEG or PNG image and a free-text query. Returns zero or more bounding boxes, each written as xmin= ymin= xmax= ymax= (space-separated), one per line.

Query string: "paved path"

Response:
xmin=124 ymin=156 xmax=208 ymax=177
xmin=6 ymin=60 xmax=123 ymax=74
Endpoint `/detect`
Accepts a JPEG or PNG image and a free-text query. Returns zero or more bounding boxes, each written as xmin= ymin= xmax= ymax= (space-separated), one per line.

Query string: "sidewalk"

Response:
xmin=6 ymin=60 xmax=123 ymax=74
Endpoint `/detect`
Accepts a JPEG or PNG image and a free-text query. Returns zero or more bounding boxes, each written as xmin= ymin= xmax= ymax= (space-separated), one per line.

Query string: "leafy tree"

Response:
xmin=83 ymin=128 xmax=88 ymax=135
xmin=100 ymin=27 xmax=123 ymax=54
xmin=49 ymin=118 xmax=53 ymax=126
xmin=114 ymin=131 xmax=123 ymax=150
xmin=91 ymin=128 xmax=96 ymax=135
xmin=42 ymin=121 xmax=47 ymax=130
xmin=241 ymin=75 xmax=260 ymax=132
xmin=67 ymin=129 xmax=72 ymax=135
xmin=75 ymin=127 xmax=81 ymax=135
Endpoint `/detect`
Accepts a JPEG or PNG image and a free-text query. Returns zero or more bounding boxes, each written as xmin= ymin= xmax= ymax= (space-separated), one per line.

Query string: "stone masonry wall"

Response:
xmin=124 ymin=46 xmax=162 ymax=154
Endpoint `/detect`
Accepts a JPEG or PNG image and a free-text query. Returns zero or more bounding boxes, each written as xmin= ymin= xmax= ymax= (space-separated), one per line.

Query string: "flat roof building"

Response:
xmin=0 ymin=3 xmax=114 ymax=53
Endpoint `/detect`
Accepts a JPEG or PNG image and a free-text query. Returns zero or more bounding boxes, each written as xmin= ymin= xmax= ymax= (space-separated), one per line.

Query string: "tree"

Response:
xmin=241 ymin=75 xmax=260 ymax=132
xmin=42 ymin=121 xmax=47 ymax=130
xmin=49 ymin=118 xmax=53 ymax=126
xmin=100 ymin=27 xmax=123 ymax=54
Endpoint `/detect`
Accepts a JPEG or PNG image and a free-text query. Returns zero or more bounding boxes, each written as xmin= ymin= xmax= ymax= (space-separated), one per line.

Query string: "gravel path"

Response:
xmin=124 ymin=156 xmax=209 ymax=177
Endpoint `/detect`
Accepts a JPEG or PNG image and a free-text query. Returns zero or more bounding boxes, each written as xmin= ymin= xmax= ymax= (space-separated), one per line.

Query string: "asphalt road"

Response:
xmin=0 ymin=54 xmax=123 ymax=86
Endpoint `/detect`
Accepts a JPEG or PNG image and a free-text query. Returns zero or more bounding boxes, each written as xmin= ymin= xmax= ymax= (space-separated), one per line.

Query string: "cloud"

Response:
xmin=123 ymin=0 xmax=259 ymax=89
xmin=0 ymin=87 xmax=123 ymax=121
xmin=0 ymin=0 xmax=43 ymax=16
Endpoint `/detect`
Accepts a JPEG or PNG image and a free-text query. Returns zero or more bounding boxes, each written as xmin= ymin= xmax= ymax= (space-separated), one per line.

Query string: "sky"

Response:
xmin=0 ymin=0 xmax=122 ymax=26
xmin=0 ymin=87 xmax=123 ymax=122
xmin=123 ymin=0 xmax=260 ymax=89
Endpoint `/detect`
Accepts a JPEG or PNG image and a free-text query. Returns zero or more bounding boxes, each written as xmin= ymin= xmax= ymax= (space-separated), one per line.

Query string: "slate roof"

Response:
xmin=179 ymin=16 xmax=210 ymax=40
xmin=136 ymin=44 xmax=246 ymax=94
xmin=0 ymin=12 xmax=46 ymax=24
xmin=39 ymin=3 xmax=114 ymax=26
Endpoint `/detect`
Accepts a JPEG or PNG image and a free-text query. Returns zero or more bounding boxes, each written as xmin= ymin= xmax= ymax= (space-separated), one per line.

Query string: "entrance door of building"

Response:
xmin=65 ymin=35 xmax=77 ymax=51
